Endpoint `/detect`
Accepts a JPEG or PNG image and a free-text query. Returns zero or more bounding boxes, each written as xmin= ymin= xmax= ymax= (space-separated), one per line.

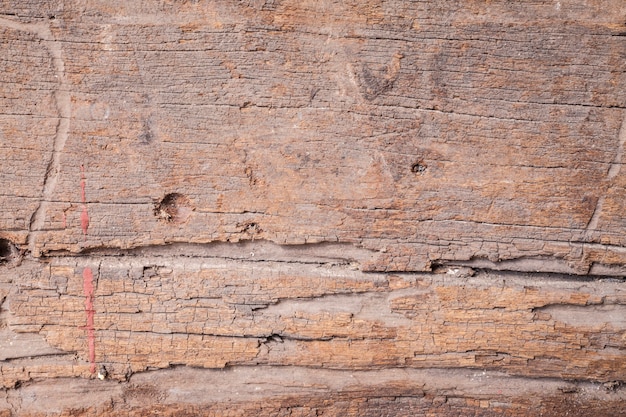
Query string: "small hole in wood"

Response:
xmin=238 ymin=221 xmax=262 ymax=236
xmin=154 ymin=193 xmax=192 ymax=223
xmin=411 ymin=162 xmax=427 ymax=173
xmin=0 ymin=238 xmax=16 ymax=263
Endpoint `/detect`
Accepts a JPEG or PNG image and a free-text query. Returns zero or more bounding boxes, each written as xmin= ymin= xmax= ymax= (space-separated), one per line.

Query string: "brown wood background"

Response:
xmin=0 ymin=1 xmax=625 ymax=415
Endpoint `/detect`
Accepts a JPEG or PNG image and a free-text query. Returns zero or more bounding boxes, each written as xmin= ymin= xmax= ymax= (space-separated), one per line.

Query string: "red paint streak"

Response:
xmin=82 ymin=267 xmax=96 ymax=374
xmin=80 ymin=165 xmax=89 ymax=238
xmin=80 ymin=208 xmax=90 ymax=237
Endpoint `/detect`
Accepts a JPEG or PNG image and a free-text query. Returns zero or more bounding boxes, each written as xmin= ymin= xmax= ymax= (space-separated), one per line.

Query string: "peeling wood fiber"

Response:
xmin=4 ymin=257 xmax=626 ymax=386
xmin=1 ymin=0 xmax=625 ymax=415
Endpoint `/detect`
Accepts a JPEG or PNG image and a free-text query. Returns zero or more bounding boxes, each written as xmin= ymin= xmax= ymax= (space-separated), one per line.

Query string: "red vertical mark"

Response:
xmin=82 ymin=267 xmax=96 ymax=374
xmin=80 ymin=164 xmax=89 ymax=238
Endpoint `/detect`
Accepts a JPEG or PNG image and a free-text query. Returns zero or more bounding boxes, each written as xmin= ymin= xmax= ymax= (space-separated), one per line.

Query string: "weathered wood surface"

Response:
xmin=3 ymin=256 xmax=626 ymax=386
xmin=1 ymin=0 xmax=625 ymax=415
xmin=1 ymin=367 xmax=625 ymax=417
xmin=1 ymin=0 xmax=626 ymax=273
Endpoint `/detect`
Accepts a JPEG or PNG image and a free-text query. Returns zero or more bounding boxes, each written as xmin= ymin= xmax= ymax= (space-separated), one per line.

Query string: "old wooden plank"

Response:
xmin=1 ymin=1 xmax=625 ymax=415
xmin=0 ymin=1 xmax=624 ymax=272
xmin=2 ymin=256 xmax=623 ymax=388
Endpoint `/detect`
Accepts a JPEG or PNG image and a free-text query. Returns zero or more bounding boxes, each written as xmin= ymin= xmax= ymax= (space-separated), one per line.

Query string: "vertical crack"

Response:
xmin=584 ymin=113 xmax=626 ymax=235
xmin=0 ymin=17 xmax=71 ymax=256
xmin=584 ymin=196 xmax=604 ymax=233
xmin=82 ymin=266 xmax=97 ymax=374
xmin=607 ymin=113 xmax=626 ymax=181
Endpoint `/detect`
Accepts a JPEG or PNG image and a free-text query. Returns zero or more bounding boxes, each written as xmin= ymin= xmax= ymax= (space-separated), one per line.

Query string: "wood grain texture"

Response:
xmin=3 ymin=256 xmax=625 ymax=386
xmin=1 ymin=0 xmax=625 ymax=415
xmin=1 ymin=0 xmax=625 ymax=272
xmin=1 ymin=367 xmax=625 ymax=417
